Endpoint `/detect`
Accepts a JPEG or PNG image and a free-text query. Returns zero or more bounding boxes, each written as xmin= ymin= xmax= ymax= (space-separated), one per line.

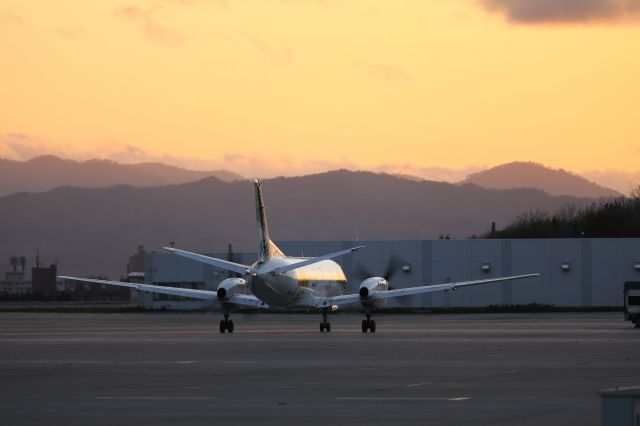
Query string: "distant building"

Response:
xmin=0 ymin=270 xmax=31 ymax=295
xmin=1 ymin=256 xmax=31 ymax=296
xmin=32 ymin=264 xmax=57 ymax=296
xmin=4 ymin=271 xmax=25 ymax=283
xmin=127 ymin=245 xmax=146 ymax=275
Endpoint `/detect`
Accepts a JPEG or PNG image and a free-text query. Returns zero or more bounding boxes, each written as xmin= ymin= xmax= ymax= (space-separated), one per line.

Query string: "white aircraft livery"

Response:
xmin=60 ymin=179 xmax=539 ymax=333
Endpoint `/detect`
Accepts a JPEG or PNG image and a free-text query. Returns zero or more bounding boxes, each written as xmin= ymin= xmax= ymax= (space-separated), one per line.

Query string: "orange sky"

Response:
xmin=1 ymin=0 xmax=639 ymax=182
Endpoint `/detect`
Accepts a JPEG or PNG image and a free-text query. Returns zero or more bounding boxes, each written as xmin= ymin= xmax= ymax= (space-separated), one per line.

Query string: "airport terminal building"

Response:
xmin=140 ymin=238 xmax=640 ymax=310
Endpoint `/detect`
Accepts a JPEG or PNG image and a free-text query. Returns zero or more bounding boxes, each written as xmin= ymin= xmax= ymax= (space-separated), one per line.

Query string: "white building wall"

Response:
xmin=141 ymin=239 xmax=640 ymax=310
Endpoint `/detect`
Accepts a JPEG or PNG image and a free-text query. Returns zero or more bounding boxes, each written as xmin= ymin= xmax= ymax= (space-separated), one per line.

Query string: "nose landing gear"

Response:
xmin=361 ymin=313 xmax=376 ymax=333
xmin=219 ymin=313 xmax=234 ymax=333
xmin=319 ymin=309 xmax=331 ymax=332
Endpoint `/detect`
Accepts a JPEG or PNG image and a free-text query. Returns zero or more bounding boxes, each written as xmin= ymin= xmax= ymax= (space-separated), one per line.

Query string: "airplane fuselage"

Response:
xmin=251 ymin=257 xmax=347 ymax=308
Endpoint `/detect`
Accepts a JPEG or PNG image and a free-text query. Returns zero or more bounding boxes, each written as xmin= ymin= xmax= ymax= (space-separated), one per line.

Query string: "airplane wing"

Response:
xmin=315 ymin=273 xmax=540 ymax=308
xmin=272 ymin=246 xmax=364 ymax=275
xmin=163 ymin=247 xmax=251 ymax=275
xmin=58 ymin=276 xmax=268 ymax=308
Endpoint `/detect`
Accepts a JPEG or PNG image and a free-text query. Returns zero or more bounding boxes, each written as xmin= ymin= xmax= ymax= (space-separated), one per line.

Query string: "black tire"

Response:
xmin=227 ymin=320 xmax=234 ymax=333
xmin=362 ymin=320 xmax=368 ymax=333
xmin=320 ymin=323 xmax=325 ymax=332
xmin=326 ymin=323 xmax=331 ymax=332
xmin=219 ymin=320 xmax=226 ymax=333
xmin=370 ymin=320 xmax=376 ymax=333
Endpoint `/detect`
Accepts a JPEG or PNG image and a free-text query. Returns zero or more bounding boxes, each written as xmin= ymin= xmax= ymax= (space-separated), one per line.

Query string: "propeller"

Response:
xmin=354 ymin=255 xmax=405 ymax=289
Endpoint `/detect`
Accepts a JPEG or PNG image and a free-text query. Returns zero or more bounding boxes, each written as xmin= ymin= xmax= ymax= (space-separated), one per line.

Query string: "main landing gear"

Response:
xmin=361 ymin=313 xmax=376 ymax=333
xmin=219 ymin=313 xmax=234 ymax=333
xmin=319 ymin=309 xmax=331 ymax=332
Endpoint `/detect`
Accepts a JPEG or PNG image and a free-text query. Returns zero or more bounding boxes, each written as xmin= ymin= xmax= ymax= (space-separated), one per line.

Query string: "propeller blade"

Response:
xmin=354 ymin=255 xmax=405 ymax=290
xmin=354 ymin=262 xmax=373 ymax=281
xmin=383 ymin=255 xmax=404 ymax=281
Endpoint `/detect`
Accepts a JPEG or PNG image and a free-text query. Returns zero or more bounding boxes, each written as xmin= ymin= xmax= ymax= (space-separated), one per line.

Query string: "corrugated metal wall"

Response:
xmin=142 ymin=239 xmax=640 ymax=309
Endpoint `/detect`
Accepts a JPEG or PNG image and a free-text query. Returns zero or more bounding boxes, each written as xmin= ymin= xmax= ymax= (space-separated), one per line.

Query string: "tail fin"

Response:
xmin=254 ymin=179 xmax=284 ymax=261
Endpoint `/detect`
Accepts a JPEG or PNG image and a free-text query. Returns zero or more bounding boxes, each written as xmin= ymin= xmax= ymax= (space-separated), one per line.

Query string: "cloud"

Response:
xmin=10 ymin=133 xmax=634 ymax=192
xmin=580 ymin=169 xmax=640 ymax=195
xmin=476 ymin=0 xmax=640 ymax=24
xmin=115 ymin=0 xmax=225 ymax=45
xmin=0 ymin=133 xmax=122 ymax=165
xmin=116 ymin=4 xmax=187 ymax=45
xmin=372 ymin=163 xmax=483 ymax=182
xmin=0 ymin=133 xmax=151 ymax=164
xmin=0 ymin=132 xmax=360 ymax=178
xmin=0 ymin=133 xmax=489 ymax=181
xmin=0 ymin=10 xmax=23 ymax=26
xmin=354 ymin=59 xmax=411 ymax=82
xmin=153 ymin=152 xmax=361 ymax=178
xmin=0 ymin=133 xmax=36 ymax=159
xmin=238 ymin=31 xmax=294 ymax=63
xmin=0 ymin=133 xmax=88 ymax=161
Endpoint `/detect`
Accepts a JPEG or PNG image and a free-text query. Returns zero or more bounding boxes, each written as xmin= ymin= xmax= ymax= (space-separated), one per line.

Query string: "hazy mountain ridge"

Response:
xmin=0 ymin=170 xmax=603 ymax=278
xmin=0 ymin=155 xmax=243 ymax=196
xmin=0 ymin=156 xmax=627 ymax=199
xmin=464 ymin=161 xmax=620 ymax=198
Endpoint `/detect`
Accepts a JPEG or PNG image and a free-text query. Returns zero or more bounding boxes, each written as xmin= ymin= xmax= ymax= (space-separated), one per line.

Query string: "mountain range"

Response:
xmin=463 ymin=162 xmax=620 ymax=198
xmin=0 ymin=170 xmax=603 ymax=278
xmin=0 ymin=156 xmax=242 ymax=196
xmin=0 ymin=156 xmax=623 ymax=199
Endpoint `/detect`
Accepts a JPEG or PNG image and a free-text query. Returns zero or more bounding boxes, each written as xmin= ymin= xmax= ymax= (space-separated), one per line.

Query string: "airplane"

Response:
xmin=60 ymin=179 xmax=539 ymax=333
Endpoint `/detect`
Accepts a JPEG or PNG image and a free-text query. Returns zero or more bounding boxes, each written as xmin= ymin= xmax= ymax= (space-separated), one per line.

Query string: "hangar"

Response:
xmin=139 ymin=238 xmax=640 ymax=310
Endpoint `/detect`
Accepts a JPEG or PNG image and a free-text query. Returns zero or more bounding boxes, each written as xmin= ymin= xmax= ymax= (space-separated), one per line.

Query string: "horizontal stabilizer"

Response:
xmin=272 ymin=246 xmax=364 ymax=275
xmin=163 ymin=247 xmax=251 ymax=275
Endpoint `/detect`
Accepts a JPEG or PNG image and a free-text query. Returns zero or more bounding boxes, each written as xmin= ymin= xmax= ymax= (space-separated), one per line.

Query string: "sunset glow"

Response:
xmin=1 ymin=0 xmax=639 ymax=180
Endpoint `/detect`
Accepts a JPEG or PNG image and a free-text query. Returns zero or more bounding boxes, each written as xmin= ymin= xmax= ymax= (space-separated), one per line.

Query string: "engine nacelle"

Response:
xmin=359 ymin=277 xmax=389 ymax=299
xmin=216 ymin=278 xmax=247 ymax=299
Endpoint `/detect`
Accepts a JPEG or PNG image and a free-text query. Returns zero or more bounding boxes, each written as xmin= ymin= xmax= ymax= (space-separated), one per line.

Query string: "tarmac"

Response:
xmin=0 ymin=312 xmax=638 ymax=425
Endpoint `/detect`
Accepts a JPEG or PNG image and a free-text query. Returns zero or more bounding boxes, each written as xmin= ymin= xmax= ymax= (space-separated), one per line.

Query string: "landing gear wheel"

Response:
xmin=319 ymin=309 xmax=330 ymax=333
xmin=362 ymin=313 xmax=375 ymax=333
xmin=220 ymin=314 xmax=233 ymax=333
